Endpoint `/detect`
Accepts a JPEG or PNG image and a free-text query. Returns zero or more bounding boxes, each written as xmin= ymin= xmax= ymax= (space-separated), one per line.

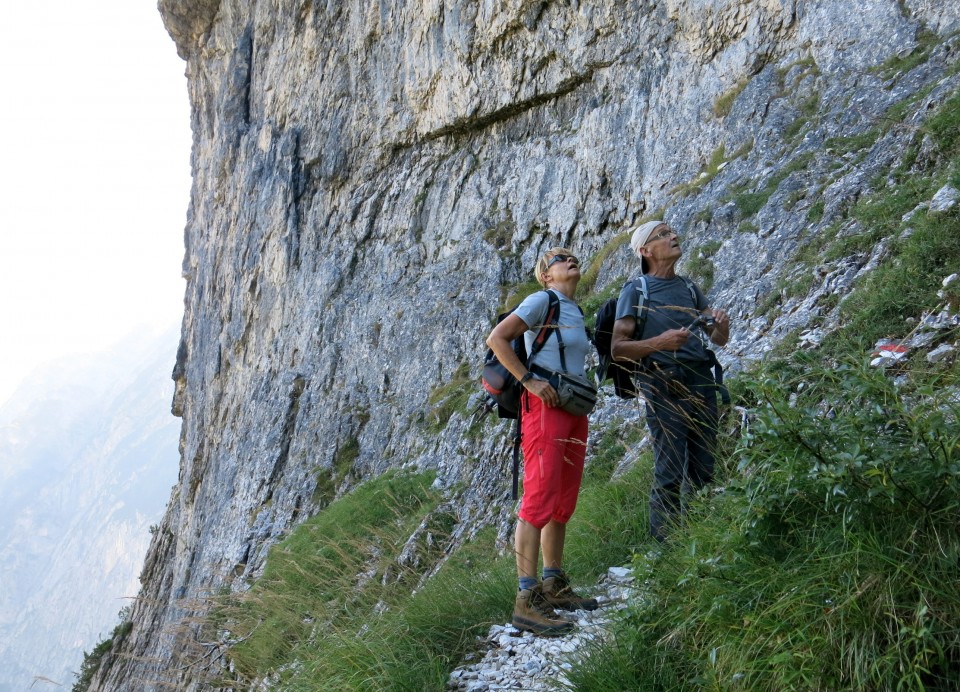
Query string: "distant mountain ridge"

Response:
xmin=0 ymin=326 xmax=180 ymax=691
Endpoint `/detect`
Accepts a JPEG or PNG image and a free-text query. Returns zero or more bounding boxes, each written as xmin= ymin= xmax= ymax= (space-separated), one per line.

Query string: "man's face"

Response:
xmin=642 ymin=224 xmax=682 ymax=264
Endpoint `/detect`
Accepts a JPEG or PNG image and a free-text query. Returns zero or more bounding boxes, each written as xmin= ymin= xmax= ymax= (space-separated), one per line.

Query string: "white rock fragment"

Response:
xmin=905 ymin=331 xmax=937 ymax=349
xmin=798 ymin=328 xmax=824 ymax=348
xmin=870 ymin=355 xmax=896 ymax=368
xmin=447 ymin=570 xmax=632 ymax=691
xmin=901 ymin=204 xmax=927 ymax=222
xmin=921 ymin=311 xmax=960 ymax=330
xmin=927 ymin=344 xmax=955 ymax=364
xmin=929 ymin=185 xmax=959 ymax=213
xmin=607 ymin=566 xmax=633 ymax=581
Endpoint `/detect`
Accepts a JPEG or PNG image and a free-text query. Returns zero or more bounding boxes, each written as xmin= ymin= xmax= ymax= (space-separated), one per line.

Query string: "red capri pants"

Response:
xmin=517 ymin=391 xmax=589 ymax=529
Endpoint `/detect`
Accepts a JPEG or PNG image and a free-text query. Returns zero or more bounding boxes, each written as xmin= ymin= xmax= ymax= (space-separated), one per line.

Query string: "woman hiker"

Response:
xmin=486 ymin=247 xmax=598 ymax=636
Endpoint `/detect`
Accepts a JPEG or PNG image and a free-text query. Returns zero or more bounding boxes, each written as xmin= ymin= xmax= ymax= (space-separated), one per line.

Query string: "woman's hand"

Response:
xmin=524 ymin=377 xmax=560 ymax=408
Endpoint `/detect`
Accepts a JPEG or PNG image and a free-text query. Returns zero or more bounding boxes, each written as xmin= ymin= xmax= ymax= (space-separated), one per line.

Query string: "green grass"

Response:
xmin=200 ymin=80 xmax=960 ymax=692
xmin=874 ymin=29 xmax=940 ymax=80
xmin=578 ymin=230 xmax=631 ymax=297
xmin=568 ymin=352 xmax=960 ymax=691
xmin=776 ymin=56 xmax=820 ymax=93
xmin=670 ymin=141 xmax=753 ymax=199
xmin=208 ymin=430 xmax=659 ymax=690
xmin=568 ymin=84 xmax=960 ymax=690
xmin=72 ymin=609 xmax=132 ymax=692
xmin=212 ymin=470 xmax=442 ymax=686
xmin=925 ymin=89 xmax=960 ymax=160
xmin=825 ymin=128 xmax=882 ymax=156
xmin=812 ymin=84 xmax=960 ymax=352
xmin=806 ymin=197 xmax=825 ymax=222
xmin=682 ymin=239 xmax=722 ymax=294
xmin=500 ymin=278 xmax=542 ymax=312
xmin=713 ymin=78 xmax=749 ymax=118
xmin=783 ymin=93 xmax=821 ymax=141
xmin=731 ymin=151 xmax=815 ymax=218
xmin=579 ymin=278 xmax=624 ymax=332
xmin=278 ymin=525 xmax=515 ymax=690
xmin=834 ymin=204 xmax=960 ymax=351
xmin=427 ymin=362 xmax=474 ymax=432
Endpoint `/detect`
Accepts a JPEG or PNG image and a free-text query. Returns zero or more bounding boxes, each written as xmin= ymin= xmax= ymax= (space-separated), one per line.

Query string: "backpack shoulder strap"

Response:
xmin=528 ymin=289 xmax=560 ymax=361
xmin=633 ymin=276 xmax=650 ymax=339
xmin=680 ymin=276 xmax=700 ymax=309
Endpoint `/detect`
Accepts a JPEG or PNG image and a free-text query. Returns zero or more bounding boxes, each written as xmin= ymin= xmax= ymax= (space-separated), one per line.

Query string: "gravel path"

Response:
xmin=446 ymin=567 xmax=638 ymax=691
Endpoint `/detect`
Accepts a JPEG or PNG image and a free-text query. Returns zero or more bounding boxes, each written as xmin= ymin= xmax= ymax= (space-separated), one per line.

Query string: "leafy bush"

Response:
xmin=569 ymin=356 xmax=960 ymax=690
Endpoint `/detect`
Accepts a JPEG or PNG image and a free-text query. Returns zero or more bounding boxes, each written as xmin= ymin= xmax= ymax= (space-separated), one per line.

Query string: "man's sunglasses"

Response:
xmin=546 ymin=254 xmax=579 ymax=268
xmin=645 ymin=228 xmax=677 ymax=244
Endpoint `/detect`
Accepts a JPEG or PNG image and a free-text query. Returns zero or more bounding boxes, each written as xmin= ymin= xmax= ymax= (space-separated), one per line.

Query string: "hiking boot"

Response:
xmin=542 ymin=571 xmax=599 ymax=611
xmin=512 ymin=584 xmax=575 ymax=636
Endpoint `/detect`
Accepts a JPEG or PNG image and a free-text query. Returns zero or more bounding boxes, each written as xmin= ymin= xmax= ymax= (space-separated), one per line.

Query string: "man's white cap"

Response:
xmin=630 ymin=220 xmax=665 ymax=273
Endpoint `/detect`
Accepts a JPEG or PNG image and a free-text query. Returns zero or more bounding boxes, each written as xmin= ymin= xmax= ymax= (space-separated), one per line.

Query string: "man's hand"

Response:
xmin=709 ymin=309 xmax=730 ymax=346
xmin=655 ymin=328 xmax=692 ymax=352
xmin=524 ymin=377 xmax=560 ymax=407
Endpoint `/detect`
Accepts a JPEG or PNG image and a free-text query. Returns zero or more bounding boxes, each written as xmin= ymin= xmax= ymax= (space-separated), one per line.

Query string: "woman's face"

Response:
xmin=540 ymin=252 xmax=581 ymax=286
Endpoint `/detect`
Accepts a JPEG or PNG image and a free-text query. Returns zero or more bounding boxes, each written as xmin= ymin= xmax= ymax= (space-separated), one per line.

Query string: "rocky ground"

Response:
xmin=446 ymin=567 xmax=638 ymax=691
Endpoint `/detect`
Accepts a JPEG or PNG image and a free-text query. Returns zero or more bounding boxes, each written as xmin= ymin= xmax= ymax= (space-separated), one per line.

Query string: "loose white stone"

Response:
xmin=607 ymin=566 xmax=632 ymax=580
xmin=906 ymin=331 xmax=937 ymax=348
xmin=927 ymin=344 xmax=955 ymax=363
xmin=929 ymin=185 xmax=959 ymax=213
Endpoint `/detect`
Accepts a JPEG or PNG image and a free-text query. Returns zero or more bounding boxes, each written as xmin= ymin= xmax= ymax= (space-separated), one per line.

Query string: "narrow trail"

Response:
xmin=446 ymin=567 xmax=638 ymax=690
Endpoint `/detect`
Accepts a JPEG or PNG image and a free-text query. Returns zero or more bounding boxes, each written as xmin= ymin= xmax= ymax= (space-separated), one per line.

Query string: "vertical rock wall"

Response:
xmin=93 ymin=0 xmax=960 ymax=688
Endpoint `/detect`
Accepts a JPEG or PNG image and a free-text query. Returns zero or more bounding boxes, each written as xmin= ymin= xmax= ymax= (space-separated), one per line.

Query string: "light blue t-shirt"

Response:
xmin=513 ymin=290 xmax=589 ymax=377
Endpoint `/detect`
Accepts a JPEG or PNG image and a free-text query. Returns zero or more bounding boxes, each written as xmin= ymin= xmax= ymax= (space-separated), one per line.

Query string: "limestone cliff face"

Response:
xmin=93 ymin=1 xmax=960 ymax=688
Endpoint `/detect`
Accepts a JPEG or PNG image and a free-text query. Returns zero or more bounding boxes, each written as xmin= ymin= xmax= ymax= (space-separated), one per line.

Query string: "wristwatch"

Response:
xmin=520 ymin=372 xmax=535 ymax=384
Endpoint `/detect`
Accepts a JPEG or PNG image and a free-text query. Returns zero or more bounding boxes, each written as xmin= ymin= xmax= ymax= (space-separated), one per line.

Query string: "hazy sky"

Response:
xmin=0 ymin=2 xmax=191 ymax=405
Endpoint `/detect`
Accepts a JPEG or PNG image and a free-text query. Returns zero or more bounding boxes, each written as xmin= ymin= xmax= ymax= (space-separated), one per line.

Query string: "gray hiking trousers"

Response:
xmin=638 ymin=361 xmax=719 ymax=542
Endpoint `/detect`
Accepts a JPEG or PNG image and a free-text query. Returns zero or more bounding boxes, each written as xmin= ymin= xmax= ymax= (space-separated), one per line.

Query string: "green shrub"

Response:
xmin=569 ymin=356 xmax=960 ymax=690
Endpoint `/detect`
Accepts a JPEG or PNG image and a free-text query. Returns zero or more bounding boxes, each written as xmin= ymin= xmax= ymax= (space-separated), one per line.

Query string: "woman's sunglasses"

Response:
xmin=545 ymin=254 xmax=579 ymax=269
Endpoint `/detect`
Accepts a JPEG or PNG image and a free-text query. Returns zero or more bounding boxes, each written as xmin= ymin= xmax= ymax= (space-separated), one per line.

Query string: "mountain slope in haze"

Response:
xmin=0 ymin=327 xmax=181 ymax=691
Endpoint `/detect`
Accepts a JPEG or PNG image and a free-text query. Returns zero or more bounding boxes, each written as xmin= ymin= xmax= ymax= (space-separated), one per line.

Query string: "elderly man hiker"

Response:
xmin=610 ymin=220 xmax=731 ymax=542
